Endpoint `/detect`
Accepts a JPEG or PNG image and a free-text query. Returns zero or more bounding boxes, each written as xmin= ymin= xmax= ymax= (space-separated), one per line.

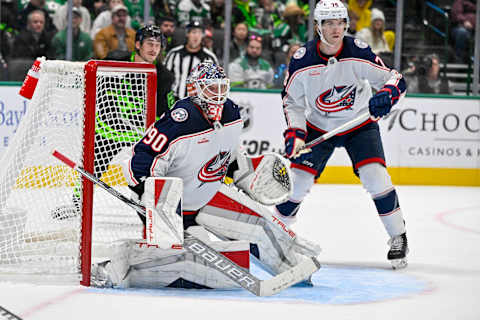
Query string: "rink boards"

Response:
xmin=0 ymin=85 xmax=479 ymax=186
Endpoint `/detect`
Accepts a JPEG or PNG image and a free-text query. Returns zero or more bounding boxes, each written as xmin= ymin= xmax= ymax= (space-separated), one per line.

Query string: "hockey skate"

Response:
xmin=387 ymin=232 xmax=409 ymax=270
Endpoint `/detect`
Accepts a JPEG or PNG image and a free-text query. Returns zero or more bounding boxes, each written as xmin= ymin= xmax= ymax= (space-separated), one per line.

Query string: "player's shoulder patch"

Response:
xmin=171 ymin=108 xmax=188 ymax=122
xmin=354 ymin=38 xmax=368 ymax=49
xmin=293 ymin=47 xmax=306 ymax=60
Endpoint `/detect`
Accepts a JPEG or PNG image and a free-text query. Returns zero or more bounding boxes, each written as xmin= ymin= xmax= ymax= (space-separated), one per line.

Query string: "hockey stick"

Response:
xmin=0 ymin=305 xmax=23 ymax=320
xmin=52 ymin=150 xmax=321 ymax=296
xmin=304 ymin=112 xmax=371 ymax=149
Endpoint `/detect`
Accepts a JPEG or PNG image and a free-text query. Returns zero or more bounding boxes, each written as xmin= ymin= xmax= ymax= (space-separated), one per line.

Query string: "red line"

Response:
xmin=435 ymin=206 xmax=480 ymax=235
xmin=19 ymin=288 xmax=84 ymax=318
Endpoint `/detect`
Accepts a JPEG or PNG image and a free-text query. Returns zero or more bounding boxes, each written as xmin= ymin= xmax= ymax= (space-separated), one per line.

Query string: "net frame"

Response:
xmin=81 ymin=60 xmax=157 ymax=285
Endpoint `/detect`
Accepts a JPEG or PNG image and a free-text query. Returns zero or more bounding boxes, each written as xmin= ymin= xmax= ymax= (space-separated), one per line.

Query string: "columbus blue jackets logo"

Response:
xmin=171 ymin=108 xmax=188 ymax=122
xmin=198 ymin=151 xmax=231 ymax=184
xmin=315 ymin=85 xmax=356 ymax=112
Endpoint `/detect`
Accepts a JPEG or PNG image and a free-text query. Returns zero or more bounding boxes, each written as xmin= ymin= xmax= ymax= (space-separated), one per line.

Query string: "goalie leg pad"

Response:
xmin=197 ymin=184 xmax=321 ymax=275
xmin=94 ymin=236 xmax=250 ymax=290
xmin=144 ymin=177 xmax=184 ymax=249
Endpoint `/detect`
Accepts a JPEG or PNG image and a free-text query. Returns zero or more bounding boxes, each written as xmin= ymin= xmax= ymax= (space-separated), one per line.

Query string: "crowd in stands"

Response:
xmin=0 ymin=0 xmax=474 ymax=93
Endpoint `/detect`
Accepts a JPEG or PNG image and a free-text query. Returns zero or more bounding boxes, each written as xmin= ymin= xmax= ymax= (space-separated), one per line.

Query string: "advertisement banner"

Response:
xmin=0 ymin=87 xmax=28 ymax=155
xmin=380 ymin=97 xmax=480 ymax=169
xmin=1 ymin=85 xmax=479 ymax=185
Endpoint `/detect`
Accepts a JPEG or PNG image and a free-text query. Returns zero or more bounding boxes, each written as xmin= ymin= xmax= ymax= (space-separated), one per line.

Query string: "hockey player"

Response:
xmin=94 ymin=62 xmax=321 ymax=289
xmin=106 ymin=24 xmax=175 ymax=116
xmin=274 ymin=0 xmax=409 ymax=269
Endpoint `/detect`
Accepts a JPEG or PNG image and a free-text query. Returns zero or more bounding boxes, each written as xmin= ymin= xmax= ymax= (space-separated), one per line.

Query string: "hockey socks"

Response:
xmin=373 ymin=188 xmax=406 ymax=237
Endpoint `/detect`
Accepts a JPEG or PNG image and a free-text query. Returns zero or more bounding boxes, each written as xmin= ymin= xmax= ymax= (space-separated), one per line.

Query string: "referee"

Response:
xmin=165 ymin=19 xmax=218 ymax=100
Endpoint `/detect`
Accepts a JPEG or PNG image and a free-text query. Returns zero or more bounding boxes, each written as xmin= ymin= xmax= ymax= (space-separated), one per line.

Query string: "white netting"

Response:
xmin=0 ymin=60 xmax=154 ymax=284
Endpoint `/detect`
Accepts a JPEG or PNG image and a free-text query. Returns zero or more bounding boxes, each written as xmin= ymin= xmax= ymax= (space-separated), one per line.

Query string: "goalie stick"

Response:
xmin=52 ymin=150 xmax=321 ymax=296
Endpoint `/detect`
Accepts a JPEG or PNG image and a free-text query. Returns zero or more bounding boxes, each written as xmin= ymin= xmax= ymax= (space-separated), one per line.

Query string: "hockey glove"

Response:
xmin=128 ymin=181 xmax=145 ymax=202
xmin=368 ymin=85 xmax=400 ymax=118
xmin=284 ymin=128 xmax=310 ymax=159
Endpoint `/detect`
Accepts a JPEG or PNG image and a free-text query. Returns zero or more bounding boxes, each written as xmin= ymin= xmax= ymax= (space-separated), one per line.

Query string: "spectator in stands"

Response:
xmin=232 ymin=0 xmax=259 ymax=29
xmin=158 ymin=16 xmax=180 ymax=54
xmin=451 ymin=0 xmax=476 ymax=63
xmin=229 ymin=33 xmax=274 ymax=89
xmin=17 ymin=0 xmax=57 ymax=35
xmin=273 ymin=42 xmax=300 ymax=89
xmin=405 ymin=53 xmax=453 ymax=94
xmin=348 ymin=0 xmax=372 ymax=32
xmin=14 ymin=10 xmax=55 ymax=59
xmin=176 ymin=0 xmax=211 ymax=28
xmin=229 ymin=22 xmax=249 ymax=61
xmin=210 ymin=0 xmax=225 ymax=29
xmin=356 ymin=8 xmax=391 ymax=55
xmin=255 ymin=0 xmax=283 ymax=33
xmin=346 ymin=8 xmax=359 ymax=36
xmin=123 ymin=0 xmax=148 ymax=30
xmin=91 ymin=0 xmax=132 ymax=39
xmin=53 ymin=0 xmax=91 ymax=34
xmin=165 ymin=20 xmax=218 ymax=100
xmin=52 ymin=7 xmax=93 ymax=61
xmin=203 ymin=28 xmax=214 ymax=52
xmin=152 ymin=0 xmax=176 ymax=24
xmin=272 ymin=3 xmax=306 ymax=54
xmin=88 ymin=0 xmax=108 ymax=19
xmin=93 ymin=4 xmax=135 ymax=59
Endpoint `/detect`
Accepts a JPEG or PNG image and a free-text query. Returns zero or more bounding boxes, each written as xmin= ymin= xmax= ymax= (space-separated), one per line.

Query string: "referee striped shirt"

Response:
xmin=165 ymin=45 xmax=219 ymax=99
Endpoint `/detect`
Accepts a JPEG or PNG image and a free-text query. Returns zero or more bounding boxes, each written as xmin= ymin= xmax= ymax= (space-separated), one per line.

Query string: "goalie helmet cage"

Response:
xmin=0 ymin=59 xmax=157 ymax=286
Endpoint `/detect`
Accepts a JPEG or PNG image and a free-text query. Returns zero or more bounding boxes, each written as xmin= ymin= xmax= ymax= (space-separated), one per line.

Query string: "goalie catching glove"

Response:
xmin=232 ymin=152 xmax=293 ymax=205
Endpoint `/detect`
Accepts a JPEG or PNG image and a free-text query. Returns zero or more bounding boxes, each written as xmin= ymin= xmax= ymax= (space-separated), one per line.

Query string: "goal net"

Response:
xmin=0 ymin=59 xmax=157 ymax=285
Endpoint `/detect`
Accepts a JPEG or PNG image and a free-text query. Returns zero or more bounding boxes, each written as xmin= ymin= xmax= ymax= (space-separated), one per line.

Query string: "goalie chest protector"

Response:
xmin=127 ymin=97 xmax=243 ymax=211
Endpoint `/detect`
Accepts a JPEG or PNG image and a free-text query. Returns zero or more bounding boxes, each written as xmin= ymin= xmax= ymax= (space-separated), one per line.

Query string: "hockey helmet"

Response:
xmin=186 ymin=62 xmax=230 ymax=121
xmin=135 ymin=25 xmax=166 ymax=47
xmin=314 ymin=0 xmax=349 ymax=38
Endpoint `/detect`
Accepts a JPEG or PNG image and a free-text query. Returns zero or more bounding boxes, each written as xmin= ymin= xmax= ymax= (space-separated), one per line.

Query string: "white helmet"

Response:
xmin=186 ymin=62 xmax=230 ymax=121
xmin=314 ymin=0 xmax=349 ymax=45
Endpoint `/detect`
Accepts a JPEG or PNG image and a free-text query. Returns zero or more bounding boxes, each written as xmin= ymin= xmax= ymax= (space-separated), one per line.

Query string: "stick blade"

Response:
xmin=259 ymin=257 xmax=321 ymax=297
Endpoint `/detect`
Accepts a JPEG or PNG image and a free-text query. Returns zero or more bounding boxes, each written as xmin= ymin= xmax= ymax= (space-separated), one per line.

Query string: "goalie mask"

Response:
xmin=186 ymin=62 xmax=230 ymax=121
xmin=314 ymin=0 xmax=349 ymax=47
